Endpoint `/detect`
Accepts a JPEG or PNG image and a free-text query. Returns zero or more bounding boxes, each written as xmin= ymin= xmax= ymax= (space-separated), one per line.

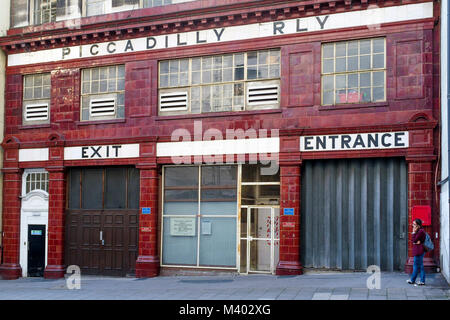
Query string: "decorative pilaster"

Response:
xmin=135 ymin=164 xmax=160 ymax=278
xmin=0 ymin=137 xmax=22 ymax=279
xmin=404 ymin=159 xmax=438 ymax=274
xmin=44 ymin=167 xmax=66 ymax=279
xmin=44 ymin=134 xmax=66 ymax=279
xmin=276 ymin=163 xmax=303 ymax=275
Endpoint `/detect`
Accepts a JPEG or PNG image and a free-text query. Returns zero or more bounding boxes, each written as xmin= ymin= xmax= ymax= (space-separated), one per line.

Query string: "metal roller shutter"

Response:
xmin=300 ymin=158 xmax=408 ymax=271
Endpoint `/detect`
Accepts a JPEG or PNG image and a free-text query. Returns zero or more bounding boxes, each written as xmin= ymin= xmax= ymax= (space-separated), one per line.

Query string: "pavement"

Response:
xmin=0 ymin=270 xmax=449 ymax=300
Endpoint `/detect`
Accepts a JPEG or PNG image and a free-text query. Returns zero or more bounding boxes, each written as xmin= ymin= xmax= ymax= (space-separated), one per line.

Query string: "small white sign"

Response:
xmin=300 ymin=131 xmax=409 ymax=152
xmin=170 ymin=217 xmax=196 ymax=236
xmin=202 ymin=221 xmax=212 ymax=235
xmin=64 ymin=143 xmax=140 ymax=160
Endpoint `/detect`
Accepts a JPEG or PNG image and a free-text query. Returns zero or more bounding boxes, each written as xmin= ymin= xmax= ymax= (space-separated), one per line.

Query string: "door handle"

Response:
xmin=100 ymin=231 xmax=104 ymax=246
xmin=399 ymin=223 xmax=406 ymax=239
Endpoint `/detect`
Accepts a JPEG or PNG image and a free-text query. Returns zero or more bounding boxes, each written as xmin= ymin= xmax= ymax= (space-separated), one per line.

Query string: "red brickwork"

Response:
xmin=135 ymin=166 xmax=160 ymax=278
xmin=0 ymin=170 xmax=22 ymax=279
xmin=0 ymin=0 xmax=440 ymax=277
xmin=405 ymin=161 xmax=436 ymax=273
xmin=276 ymin=165 xmax=303 ymax=275
xmin=44 ymin=168 xmax=66 ymax=279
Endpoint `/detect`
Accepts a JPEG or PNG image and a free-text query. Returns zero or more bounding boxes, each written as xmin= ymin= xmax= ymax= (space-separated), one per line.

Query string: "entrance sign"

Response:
xmin=8 ymin=3 xmax=432 ymax=67
xmin=64 ymin=143 xmax=140 ymax=160
xmin=300 ymin=131 xmax=409 ymax=152
xmin=170 ymin=217 xmax=196 ymax=236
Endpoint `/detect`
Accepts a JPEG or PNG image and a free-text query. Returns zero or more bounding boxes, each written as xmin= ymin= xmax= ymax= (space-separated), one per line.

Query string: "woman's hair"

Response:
xmin=414 ymin=218 xmax=423 ymax=228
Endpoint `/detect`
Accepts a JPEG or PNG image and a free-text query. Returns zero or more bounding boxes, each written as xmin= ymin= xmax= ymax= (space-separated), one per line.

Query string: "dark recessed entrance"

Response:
xmin=28 ymin=225 xmax=46 ymax=277
xmin=301 ymin=158 xmax=408 ymax=271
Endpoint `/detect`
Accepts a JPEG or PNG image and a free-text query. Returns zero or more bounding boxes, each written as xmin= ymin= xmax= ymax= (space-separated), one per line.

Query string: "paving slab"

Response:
xmin=0 ymin=271 xmax=449 ymax=300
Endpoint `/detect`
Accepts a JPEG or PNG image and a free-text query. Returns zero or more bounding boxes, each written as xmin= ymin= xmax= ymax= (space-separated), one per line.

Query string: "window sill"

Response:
xmin=18 ymin=124 xmax=51 ymax=130
xmin=318 ymin=102 xmax=389 ymax=111
xmin=75 ymin=118 xmax=126 ymax=126
xmin=155 ymin=109 xmax=282 ymax=121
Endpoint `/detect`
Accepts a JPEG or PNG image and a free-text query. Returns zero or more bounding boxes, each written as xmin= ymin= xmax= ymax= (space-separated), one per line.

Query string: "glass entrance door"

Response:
xmin=240 ymin=206 xmax=279 ymax=274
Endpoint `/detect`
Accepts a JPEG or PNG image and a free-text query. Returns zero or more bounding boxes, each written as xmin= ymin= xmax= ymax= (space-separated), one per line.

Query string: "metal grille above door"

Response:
xmin=300 ymin=158 xmax=408 ymax=271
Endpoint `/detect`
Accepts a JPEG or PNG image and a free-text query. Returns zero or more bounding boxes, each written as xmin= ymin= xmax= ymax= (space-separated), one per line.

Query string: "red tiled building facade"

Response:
xmin=0 ymin=0 xmax=441 ymax=279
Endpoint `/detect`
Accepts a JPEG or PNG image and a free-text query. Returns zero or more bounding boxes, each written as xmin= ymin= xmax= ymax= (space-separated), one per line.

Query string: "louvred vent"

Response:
xmin=25 ymin=103 xmax=49 ymax=121
xmin=247 ymin=84 xmax=279 ymax=105
xmin=90 ymin=98 xmax=116 ymax=117
xmin=160 ymin=91 xmax=188 ymax=111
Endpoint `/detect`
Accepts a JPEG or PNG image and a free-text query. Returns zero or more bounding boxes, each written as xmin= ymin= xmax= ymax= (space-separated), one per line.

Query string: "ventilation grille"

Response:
xmin=160 ymin=91 xmax=188 ymax=111
xmin=247 ymin=84 xmax=279 ymax=105
xmin=25 ymin=103 xmax=49 ymax=121
xmin=90 ymin=98 xmax=116 ymax=117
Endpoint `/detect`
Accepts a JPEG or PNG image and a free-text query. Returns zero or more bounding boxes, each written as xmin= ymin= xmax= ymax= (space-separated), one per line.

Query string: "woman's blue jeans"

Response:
xmin=410 ymin=253 xmax=426 ymax=283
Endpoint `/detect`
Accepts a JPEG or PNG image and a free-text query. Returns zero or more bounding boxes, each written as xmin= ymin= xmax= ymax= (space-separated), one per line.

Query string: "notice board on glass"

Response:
xmin=170 ymin=217 xmax=196 ymax=236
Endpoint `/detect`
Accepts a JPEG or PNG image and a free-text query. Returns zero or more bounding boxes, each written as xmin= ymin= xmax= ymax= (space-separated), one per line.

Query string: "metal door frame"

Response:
xmin=240 ymin=205 xmax=279 ymax=274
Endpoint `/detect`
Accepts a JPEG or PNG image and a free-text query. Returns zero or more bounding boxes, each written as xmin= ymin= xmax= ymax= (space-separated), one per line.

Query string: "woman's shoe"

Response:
xmin=414 ymin=282 xmax=425 ymax=286
xmin=406 ymin=280 xmax=414 ymax=284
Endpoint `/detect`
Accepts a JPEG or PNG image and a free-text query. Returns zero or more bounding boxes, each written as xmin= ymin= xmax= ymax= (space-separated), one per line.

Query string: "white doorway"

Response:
xmin=20 ymin=169 xmax=49 ymax=277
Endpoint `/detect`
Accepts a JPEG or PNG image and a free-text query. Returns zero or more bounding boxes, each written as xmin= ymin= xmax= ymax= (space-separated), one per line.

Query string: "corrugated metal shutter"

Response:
xmin=301 ymin=158 xmax=408 ymax=271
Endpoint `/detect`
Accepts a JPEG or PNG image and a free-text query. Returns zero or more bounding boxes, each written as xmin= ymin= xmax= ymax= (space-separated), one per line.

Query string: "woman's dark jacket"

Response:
xmin=412 ymin=228 xmax=426 ymax=256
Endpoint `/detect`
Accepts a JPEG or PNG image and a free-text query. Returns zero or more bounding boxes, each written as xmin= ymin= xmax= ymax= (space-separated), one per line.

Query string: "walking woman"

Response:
xmin=407 ymin=218 xmax=426 ymax=286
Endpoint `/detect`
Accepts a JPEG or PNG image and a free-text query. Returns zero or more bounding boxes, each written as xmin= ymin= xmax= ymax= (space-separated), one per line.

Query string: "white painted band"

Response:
xmin=156 ymin=137 xmax=279 ymax=157
xmin=8 ymin=2 xmax=433 ymax=67
xmin=19 ymin=148 xmax=49 ymax=162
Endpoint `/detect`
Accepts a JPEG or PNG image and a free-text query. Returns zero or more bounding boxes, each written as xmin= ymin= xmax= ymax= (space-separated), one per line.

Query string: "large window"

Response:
xmin=11 ymin=0 xmax=196 ymax=27
xmin=159 ymin=49 xmax=281 ymax=115
xmin=22 ymin=73 xmax=51 ymax=125
xmin=162 ymin=165 xmax=238 ymax=268
xmin=81 ymin=65 xmax=125 ymax=121
xmin=321 ymin=38 xmax=386 ymax=105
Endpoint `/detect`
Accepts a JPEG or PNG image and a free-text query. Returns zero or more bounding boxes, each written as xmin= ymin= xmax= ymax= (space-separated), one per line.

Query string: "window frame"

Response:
xmin=80 ymin=64 xmax=126 ymax=122
xmin=321 ymin=38 xmax=387 ymax=106
xmin=161 ymin=164 xmax=239 ymax=269
xmin=22 ymin=73 xmax=51 ymax=126
xmin=22 ymin=169 xmax=49 ymax=196
xmin=158 ymin=49 xmax=281 ymax=116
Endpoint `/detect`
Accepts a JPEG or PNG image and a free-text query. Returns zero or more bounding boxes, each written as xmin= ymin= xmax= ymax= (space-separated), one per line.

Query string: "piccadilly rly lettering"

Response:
xmin=61 ymin=17 xmax=329 ymax=59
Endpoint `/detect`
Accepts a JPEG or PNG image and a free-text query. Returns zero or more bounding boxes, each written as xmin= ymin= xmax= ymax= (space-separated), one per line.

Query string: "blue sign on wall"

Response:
xmin=142 ymin=207 xmax=151 ymax=215
xmin=283 ymin=208 xmax=294 ymax=216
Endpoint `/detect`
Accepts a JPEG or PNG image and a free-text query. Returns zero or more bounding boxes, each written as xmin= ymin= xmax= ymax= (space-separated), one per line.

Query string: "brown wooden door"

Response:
xmin=65 ymin=167 xmax=139 ymax=277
